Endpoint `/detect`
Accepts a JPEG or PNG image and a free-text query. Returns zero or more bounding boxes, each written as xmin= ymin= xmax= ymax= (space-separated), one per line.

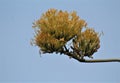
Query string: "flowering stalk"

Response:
xmin=32 ymin=9 xmax=120 ymax=63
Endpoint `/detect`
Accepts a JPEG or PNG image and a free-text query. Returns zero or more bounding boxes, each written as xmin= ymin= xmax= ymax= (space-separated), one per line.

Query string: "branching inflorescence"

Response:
xmin=32 ymin=9 xmax=120 ymax=63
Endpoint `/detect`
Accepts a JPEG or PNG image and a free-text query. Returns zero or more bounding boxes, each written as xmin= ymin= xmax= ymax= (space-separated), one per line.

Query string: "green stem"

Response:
xmin=77 ymin=58 xmax=120 ymax=63
xmin=63 ymin=51 xmax=120 ymax=63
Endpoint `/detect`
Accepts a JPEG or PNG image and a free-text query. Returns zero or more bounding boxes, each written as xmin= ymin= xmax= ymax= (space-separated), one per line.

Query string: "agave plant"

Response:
xmin=32 ymin=9 xmax=120 ymax=63
xmin=32 ymin=9 xmax=87 ymax=54
xmin=72 ymin=28 xmax=100 ymax=59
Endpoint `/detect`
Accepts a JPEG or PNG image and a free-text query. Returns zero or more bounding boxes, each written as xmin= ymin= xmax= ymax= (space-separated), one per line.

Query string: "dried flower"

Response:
xmin=32 ymin=9 xmax=86 ymax=53
xmin=73 ymin=28 xmax=100 ymax=58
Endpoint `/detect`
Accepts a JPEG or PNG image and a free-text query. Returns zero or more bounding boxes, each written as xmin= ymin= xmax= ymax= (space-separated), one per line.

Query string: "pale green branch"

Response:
xmin=63 ymin=50 xmax=120 ymax=63
xmin=75 ymin=58 xmax=120 ymax=63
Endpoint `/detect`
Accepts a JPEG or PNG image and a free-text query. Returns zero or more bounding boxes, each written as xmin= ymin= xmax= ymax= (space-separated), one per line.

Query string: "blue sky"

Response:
xmin=0 ymin=0 xmax=120 ymax=83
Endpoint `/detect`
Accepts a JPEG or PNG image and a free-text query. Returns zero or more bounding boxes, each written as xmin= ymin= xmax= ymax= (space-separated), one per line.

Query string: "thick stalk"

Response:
xmin=62 ymin=46 xmax=120 ymax=63
xmin=75 ymin=58 xmax=120 ymax=63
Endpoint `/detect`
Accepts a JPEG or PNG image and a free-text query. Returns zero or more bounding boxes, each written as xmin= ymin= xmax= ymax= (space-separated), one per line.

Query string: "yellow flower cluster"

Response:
xmin=33 ymin=9 xmax=86 ymax=53
xmin=35 ymin=32 xmax=65 ymax=53
xmin=73 ymin=28 xmax=100 ymax=58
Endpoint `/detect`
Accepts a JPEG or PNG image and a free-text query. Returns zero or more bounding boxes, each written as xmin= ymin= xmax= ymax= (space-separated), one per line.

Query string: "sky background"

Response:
xmin=0 ymin=0 xmax=120 ymax=83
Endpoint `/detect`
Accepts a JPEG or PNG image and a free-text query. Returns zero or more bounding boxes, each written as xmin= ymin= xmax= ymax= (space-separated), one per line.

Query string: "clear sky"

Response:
xmin=0 ymin=0 xmax=120 ymax=83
